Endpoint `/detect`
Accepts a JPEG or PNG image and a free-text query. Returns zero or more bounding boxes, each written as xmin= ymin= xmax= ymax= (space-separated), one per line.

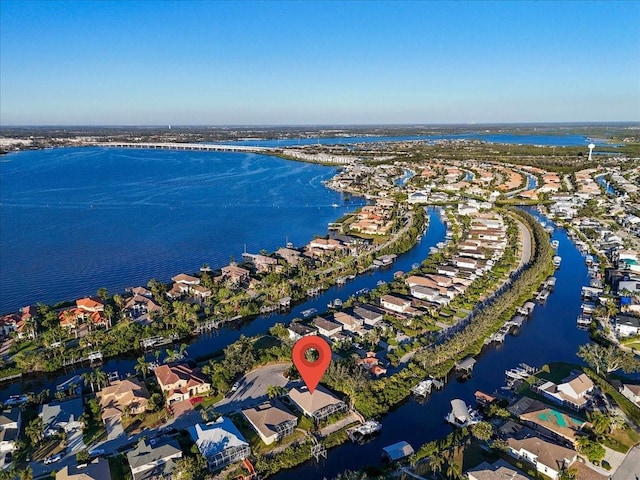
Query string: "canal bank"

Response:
xmin=271 ymin=207 xmax=593 ymax=480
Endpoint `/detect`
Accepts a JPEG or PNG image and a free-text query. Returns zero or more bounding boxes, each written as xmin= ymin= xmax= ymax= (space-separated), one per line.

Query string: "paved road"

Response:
xmin=515 ymin=217 xmax=532 ymax=268
xmin=215 ymin=363 xmax=292 ymax=414
xmin=612 ymin=443 xmax=640 ymax=480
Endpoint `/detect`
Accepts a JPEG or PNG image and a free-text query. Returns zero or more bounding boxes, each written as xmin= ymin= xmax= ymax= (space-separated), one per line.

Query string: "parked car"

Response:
xmin=4 ymin=452 xmax=12 ymax=464
xmin=89 ymin=448 xmax=105 ymax=457
xmin=230 ymin=381 xmax=240 ymax=393
xmin=43 ymin=453 xmax=62 ymax=464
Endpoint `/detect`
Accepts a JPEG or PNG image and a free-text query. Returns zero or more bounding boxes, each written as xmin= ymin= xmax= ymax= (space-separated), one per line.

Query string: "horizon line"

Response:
xmin=1 ymin=121 xmax=639 ymax=129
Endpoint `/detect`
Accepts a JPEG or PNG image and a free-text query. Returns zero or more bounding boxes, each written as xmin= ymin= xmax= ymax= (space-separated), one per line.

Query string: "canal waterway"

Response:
xmin=595 ymin=174 xmax=617 ymax=196
xmin=272 ymin=208 xmax=594 ymax=480
xmin=0 ymin=208 xmax=444 ymax=400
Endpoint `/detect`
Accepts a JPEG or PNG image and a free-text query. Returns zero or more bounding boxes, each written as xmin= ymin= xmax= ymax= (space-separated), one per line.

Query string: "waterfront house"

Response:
xmin=467 ymin=459 xmax=532 ymax=480
xmin=507 ymin=434 xmax=577 ymax=480
xmin=40 ymin=398 xmax=84 ymax=437
xmin=620 ymin=383 xmax=640 ymax=406
xmin=171 ymin=273 xmax=200 ymax=285
xmin=242 ymin=400 xmax=298 ymax=445
xmin=288 ymin=385 xmax=348 ymax=423
xmin=507 ymin=397 xmax=584 ymax=445
xmin=56 ymin=458 xmax=111 ymax=480
xmin=533 ymin=372 xmax=594 ymax=411
xmin=380 ymin=294 xmax=412 ymax=314
xmin=188 ymin=418 xmax=250 ymax=471
xmin=407 ymin=191 xmax=429 ymax=204
xmin=58 ymin=297 xmax=109 ymax=330
xmin=312 ymin=317 xmax=342 ymax=338
xmin=287 ymin=322 xmax=318 ymax=342
xmin=0 ymin=409 xmax=21 ymax=453
xmin=614 ymin=315 xmax=640 ymax=337
xmin=332 ymin=311 xmax=364 ymax=332
xmin=244 ymin=253 xmax=279 ymax=274
xmin=218 ymin=264 xmax=251 ymax=285
xmin=0 ymin=313 xmax=20 ymax=337
xmin=276 ymin=247 xmax=302 ymax=266
xmin=353 ymin=305 xmax=384 ymax=327
xmin=97 ymin=378 xmax=150 ymax=423
xmin=437 ymin=265 xmax=459 ymax=277
xmin=154 ymin=364 xmax=211 ymax=405
xmin=123 ymin=294 xmax=162 ymax=324
xmin=126 ymin=438 xmax=182 ymax=480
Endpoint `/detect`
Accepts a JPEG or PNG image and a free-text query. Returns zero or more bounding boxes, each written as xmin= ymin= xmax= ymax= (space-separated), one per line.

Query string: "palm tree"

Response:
xmin=164 ymin=348 xmax=182 ymax=363
xmin=94 ymin=369 xmax=108 ymax=391
xmin=82 ymin=371 xmax=96 ymax=393
xmin=266 ymin=385 xmax=286 ymax=399
xmin=25 ymin=417 xmax=44 ymax=445
xmin=446 ymin=460 xmax=461 ymax=480
xmin=429 ymin=451 xmax=446 ymax=475
xmin=135 ymin=356 xmax=151 ymax=379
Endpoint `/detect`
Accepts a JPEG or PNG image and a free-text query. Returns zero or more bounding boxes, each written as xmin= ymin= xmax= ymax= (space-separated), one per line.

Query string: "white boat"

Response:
xmin=551 ymin=240 xmax=559 ymax=249
xmin=553 ymin=255 xmax=562 ymax=268
xmin=301 ymin=308 xmax=317 ymax=318
xmin=332 ymin=203 xmax=339 ymax=208
xmin=577 ymin=315 xmax=592 ymax=327
xmin=585 ymin=255 xmax=594 ymax=266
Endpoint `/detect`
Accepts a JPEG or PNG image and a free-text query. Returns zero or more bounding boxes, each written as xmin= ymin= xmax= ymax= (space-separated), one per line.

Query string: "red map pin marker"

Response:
xmin=292 ymin=336 xmax=332 ymax=393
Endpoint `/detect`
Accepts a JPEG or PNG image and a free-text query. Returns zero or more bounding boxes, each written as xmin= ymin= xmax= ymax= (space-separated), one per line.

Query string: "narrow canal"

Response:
xmin=0 ymin=208 xmax=445 ymax=400
xmin=272 ymin=207 xmax=593 ymax=480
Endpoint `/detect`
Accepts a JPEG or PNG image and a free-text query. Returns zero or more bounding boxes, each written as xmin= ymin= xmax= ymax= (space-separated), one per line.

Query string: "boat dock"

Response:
xmin=347 ymin=420 xmax=382 ymax=442
xmin=455 ymin=356 xmax=476 ymax=375
xmin=411 ymin=377 xmax=445 ymax=397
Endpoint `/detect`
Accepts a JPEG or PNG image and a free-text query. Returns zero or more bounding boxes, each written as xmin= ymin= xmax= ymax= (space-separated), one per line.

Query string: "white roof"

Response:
xmin=188 ymin=418 xmax=248 ymax=458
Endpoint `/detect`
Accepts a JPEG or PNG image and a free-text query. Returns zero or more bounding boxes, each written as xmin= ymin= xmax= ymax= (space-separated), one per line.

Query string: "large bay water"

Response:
xmin=225 ymin=132 xmax=610 ymax=148
xmin=0 ymin=147 xmax=362 ymax=314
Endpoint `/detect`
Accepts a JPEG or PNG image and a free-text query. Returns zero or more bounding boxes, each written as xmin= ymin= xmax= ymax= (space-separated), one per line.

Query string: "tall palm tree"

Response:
xmin=135 ymin=356 xmax=151 ymax=379
xmin=82 ymin=371 xmax=96 ymax=393
xmin=94 ymin=369 xmax=108 ymax=391
xmin=446 ymin=460 xmax=461 ymax=480
xmin=429 ymin=450 xmax=446 ymax=476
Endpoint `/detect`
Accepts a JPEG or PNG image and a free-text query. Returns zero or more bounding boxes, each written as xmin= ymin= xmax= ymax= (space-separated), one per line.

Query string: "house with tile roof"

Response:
xmin=154 ymin=364 xmax=210 ymax=405
xmin=96 ymin=378 xmax=150 ymax=423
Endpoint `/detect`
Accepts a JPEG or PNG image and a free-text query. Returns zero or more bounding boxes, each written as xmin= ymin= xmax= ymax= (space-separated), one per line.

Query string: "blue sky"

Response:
xmin=1 ymin=1 xmax=638 ymax=125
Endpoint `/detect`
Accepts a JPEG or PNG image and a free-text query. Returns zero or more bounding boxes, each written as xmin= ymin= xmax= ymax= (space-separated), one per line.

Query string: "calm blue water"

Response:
xmin=224 ymin=133 xmax=611 ymax=148
xmin=0 ymin=147 xmax=363 ymax=314
xmin=0 ymin=208 xmax=443 ymax=399
xmin=594 ymin=174 xmax=617 ymax=196
xmin=272 ymin=209 xmax=594 ymax=480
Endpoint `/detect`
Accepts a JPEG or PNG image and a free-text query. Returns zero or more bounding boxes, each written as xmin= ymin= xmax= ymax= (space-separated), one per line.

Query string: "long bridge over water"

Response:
xmin=93 ymin=141 xmax=277 ymax=153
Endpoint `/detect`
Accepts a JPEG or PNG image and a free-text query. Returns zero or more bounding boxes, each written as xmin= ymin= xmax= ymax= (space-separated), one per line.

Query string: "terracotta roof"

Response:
xmin=154 ymin=364 xmax=209 ymax=390
xmin=76 ymin=297 xmax=104 ymax=311
xmin=171 ymin=273 xmax=200 ymax=284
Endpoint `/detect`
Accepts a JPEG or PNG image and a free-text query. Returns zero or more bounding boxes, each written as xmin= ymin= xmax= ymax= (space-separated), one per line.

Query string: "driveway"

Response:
xmin=612 ymin=443 xmax=640 ymax=480
xmin=215 ymin=362 xmax=291 ymax=414
xmin=105 ymin=416 xmax=124 ymax=440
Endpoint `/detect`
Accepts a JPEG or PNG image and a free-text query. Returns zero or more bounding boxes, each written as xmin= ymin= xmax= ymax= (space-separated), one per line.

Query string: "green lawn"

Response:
xmin=109 ymin=454 xmax=132 ymax=480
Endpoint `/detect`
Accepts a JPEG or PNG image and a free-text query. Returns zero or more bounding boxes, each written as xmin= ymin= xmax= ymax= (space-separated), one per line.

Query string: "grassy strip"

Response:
xmin=584 ymin=368 xmax=640 ymax=426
